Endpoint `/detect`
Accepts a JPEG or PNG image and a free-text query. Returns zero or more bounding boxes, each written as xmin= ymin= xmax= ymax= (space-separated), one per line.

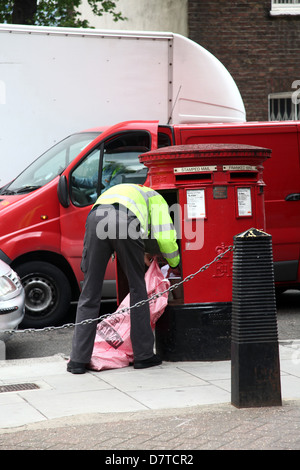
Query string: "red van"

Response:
xmin=0 ymin=120 xmax=299 ymax=327
xmin=174 ymin=120 xmax=300 ymax=291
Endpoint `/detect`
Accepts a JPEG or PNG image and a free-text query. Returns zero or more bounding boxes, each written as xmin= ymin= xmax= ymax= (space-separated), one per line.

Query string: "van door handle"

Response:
xmin=285 ymin=193 xmax=300 ymax=201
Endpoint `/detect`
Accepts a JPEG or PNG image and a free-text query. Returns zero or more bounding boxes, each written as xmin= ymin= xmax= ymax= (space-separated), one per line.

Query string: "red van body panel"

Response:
xmin=0 ymin=179 xmax=61 ymax=261
xmin=172 ymin=121 xmax=300 ymax=287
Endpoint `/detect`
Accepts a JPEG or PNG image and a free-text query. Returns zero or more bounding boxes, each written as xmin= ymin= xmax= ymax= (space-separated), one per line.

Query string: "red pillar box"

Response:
xmin=140 ymin=144 xmax=271 ymax=361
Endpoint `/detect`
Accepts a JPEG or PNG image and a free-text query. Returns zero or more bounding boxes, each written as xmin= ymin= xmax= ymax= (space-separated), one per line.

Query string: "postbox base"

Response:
xmin=155 ymin=302 xmax=231 ymax=361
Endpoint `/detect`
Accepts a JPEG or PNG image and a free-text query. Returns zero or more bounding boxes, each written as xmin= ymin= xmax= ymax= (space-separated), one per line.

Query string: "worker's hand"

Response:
xmin=167 ymin=265 xmax=181 ymax=277
xmin=144 ymin=253 xmax=153 ymax=267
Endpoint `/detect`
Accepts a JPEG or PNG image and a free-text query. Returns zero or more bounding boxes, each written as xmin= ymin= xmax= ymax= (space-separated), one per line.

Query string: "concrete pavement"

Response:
xmin=0 ymin=340 xmax=299 ymax=450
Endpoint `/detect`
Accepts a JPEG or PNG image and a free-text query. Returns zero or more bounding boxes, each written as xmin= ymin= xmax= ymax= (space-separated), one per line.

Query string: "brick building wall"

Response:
xmin=188 ymin=0 xmax=300 ymax=121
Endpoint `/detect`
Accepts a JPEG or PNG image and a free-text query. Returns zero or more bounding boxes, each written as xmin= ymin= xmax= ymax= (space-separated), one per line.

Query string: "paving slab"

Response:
xmin=0 ymin=341 xmax=299 ymax=432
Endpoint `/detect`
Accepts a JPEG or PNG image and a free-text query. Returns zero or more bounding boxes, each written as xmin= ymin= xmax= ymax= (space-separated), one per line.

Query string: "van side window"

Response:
xmin=102 ymin=133 xmax=149 ymax=189
xmin=158 ymin=132 xmax=172 ymax=148
xmin=70 ymin=148 xmax=101 ymax=206
xmin=70 ymin=131 xmax=150 ymax=207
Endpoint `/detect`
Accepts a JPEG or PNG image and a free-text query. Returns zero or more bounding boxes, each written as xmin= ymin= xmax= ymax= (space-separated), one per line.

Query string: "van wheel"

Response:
xmin=16 ymin=261 xmax=71 ymax=329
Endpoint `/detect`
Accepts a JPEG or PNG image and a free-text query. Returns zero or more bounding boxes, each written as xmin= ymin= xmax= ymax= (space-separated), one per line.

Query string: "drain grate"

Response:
xmin=0 ymin=383 xmax=40 ymax=393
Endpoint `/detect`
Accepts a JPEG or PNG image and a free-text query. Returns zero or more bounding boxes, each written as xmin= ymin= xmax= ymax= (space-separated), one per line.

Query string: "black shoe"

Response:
xmin=134 ymin=354 xmax=162 ymax=369
xmin=67 ymin=360 xmax=87 ymax=374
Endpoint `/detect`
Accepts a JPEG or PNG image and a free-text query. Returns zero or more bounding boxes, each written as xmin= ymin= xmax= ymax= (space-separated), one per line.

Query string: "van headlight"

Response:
xmin=0 ymin=276 xmax=17 ymax=297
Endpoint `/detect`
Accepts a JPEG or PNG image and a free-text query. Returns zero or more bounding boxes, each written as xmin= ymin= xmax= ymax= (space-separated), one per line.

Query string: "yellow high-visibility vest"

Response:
xmin=93 ymin=184 xmax=180 ymax=268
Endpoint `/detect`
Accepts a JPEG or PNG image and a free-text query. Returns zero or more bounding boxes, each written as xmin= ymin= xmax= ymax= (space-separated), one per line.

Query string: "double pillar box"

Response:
xmin=139 ymin=143 xmax=271 ymax=361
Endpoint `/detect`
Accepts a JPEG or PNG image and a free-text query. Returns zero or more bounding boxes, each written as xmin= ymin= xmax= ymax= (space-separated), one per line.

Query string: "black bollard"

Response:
xmin=231 ymin=228 xmax=282 ymax=408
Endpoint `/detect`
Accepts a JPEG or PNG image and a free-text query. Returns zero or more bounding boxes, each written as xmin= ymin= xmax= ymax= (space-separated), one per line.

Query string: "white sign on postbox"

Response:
xmin=186 ymin=189 xmax=206 ymax=218
xmin=237 ymin=187 xmax=252 ymax=216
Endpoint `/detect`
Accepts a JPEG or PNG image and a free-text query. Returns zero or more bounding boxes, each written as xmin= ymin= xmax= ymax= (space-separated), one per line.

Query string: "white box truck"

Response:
xmin=0 ymin=24 xmax=245 ymax=185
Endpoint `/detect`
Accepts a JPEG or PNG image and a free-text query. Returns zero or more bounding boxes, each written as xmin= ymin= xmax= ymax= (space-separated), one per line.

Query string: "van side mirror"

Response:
xmin=57 ymin=175 xmax=70 ymax=208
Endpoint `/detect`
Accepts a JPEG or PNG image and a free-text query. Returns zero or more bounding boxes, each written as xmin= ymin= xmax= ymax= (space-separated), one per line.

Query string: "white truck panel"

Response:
xmin=0 ymin=24 xmax=245 ymax=185
xmin=172 ymin=34 xmax=245 ymax=124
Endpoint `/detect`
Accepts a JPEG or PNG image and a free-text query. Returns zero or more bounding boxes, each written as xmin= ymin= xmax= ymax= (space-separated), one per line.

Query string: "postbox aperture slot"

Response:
xmin=175 ymin=173 xmax=212 ymax=182
xmin=230 ymin=172 xmax=257 ymax=180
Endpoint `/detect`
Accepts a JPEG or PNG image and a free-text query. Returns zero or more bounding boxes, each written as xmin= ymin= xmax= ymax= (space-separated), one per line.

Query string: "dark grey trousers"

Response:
xmin=70 ymin=205 xmax=154 ymax=364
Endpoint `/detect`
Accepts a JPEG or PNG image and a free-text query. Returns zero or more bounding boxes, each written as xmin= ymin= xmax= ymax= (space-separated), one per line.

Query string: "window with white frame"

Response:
xmin=270 ymin=0 xmax=300 ymax=16
xmin=268 ymin=92 xmax=300 ymax=121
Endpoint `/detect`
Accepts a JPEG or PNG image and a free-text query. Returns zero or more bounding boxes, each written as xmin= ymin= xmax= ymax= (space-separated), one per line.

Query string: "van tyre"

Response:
xmin=16 ymin=261 xmax=71 ymax=329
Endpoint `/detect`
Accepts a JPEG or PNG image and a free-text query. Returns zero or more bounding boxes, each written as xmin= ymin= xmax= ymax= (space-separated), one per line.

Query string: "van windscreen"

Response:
xmin=1 ymin=132 xmax=100 ymax=195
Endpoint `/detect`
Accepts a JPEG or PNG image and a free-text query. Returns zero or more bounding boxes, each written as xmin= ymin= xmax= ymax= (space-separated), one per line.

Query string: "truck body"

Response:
xmin=0 ymin=24 xmax=245 ymax=186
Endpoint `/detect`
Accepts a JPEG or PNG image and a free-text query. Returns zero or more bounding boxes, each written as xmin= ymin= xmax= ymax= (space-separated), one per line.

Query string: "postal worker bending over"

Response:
xmin=68 ymin=183 xmax=180 ymax=374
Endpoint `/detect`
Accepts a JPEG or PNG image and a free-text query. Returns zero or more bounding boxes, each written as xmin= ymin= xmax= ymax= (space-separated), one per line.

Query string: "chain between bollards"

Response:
xmin=2 ymin=245 xmax=234 ymax=335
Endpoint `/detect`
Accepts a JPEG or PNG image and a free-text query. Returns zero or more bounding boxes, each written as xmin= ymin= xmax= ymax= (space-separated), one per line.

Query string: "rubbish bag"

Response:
xmin=89 ymin=260 xmax=170 ymax=371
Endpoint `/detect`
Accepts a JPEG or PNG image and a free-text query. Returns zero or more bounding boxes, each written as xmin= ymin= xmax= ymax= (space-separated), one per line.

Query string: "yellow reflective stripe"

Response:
xmin=96 ymin=185 xmax=152 ymax=231
xmin=127 ymin=184 xmax=157 ymax=199
xmin=161 ymin=250 xmax=180 ymax=260
xmin=95 ymin=185 xmax=180 ymax=266
xmin=98 ymin=193 xmax=146 ymax=224
xmin=151 ymin=223 xmax=174 ymax=234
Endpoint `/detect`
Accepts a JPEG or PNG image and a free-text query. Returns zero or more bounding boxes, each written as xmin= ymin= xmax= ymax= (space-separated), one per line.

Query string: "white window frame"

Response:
xmin=270 ymin=0 xmax=300 ymax=16
xmin=268 ymin=92 xmax=300 ymax=121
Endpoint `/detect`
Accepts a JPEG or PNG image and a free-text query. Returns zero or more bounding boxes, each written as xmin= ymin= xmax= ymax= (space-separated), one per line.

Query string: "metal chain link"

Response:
xmin=3 ymin=245 xmax=234 ymax=335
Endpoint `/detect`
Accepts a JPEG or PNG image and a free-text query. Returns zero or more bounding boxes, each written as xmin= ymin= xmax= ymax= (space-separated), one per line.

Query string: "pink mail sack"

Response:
xmin=89 ymin=260 xmax=170 ymax=371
